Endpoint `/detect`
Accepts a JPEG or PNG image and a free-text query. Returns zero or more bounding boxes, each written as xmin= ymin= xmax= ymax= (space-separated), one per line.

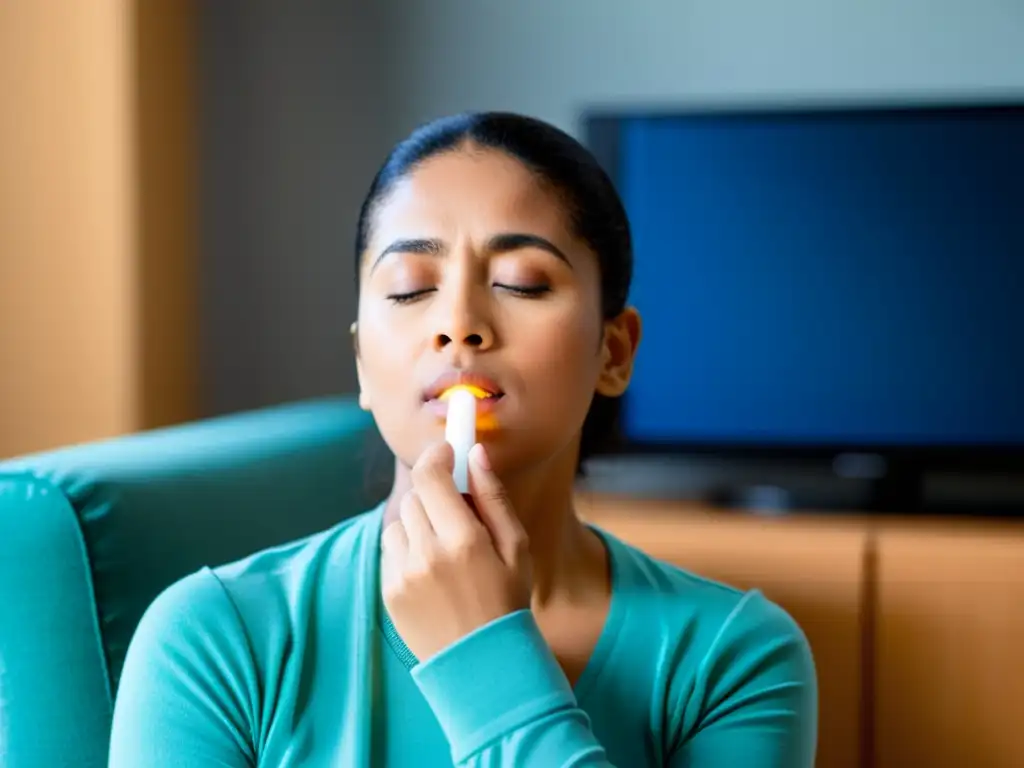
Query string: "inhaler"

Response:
xmin=443 ymin=387 xmax=477 ymax=494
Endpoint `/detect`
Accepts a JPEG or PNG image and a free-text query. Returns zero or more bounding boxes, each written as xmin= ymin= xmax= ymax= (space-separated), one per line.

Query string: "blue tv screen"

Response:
xmin=590 ymin=105 xmax=1024 ymax=449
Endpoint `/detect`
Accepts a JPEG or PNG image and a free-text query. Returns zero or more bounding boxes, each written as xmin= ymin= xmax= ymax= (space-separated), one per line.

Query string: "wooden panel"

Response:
xmin=134 ymin=0 xmax=200 ymax=430
xmin=875 ymin=523 xmax=1024 ymax=768
xmin=0 ymin=1 xmax=198 ymax=458
xmin=0 ymin=1 xmax=137 ymax=457
xmin=578 ymin=496 xmax=868 ymax=768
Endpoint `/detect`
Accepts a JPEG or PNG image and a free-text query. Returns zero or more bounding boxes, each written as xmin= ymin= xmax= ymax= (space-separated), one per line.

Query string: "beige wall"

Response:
xmin=0 ymin=1 xmax=197 ymax=458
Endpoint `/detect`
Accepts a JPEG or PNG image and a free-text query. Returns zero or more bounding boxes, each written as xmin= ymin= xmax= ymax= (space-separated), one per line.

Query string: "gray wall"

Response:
xmin=197 ymin=1 xmax=395 ymax=415
xmin=198 ymin=0 xmax=1024 ymax=416
xmin=382 ymin=0 xmax=1024 ymax=136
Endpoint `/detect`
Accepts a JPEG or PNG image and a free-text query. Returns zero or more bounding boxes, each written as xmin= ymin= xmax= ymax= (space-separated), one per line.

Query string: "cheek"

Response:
xmin=356 ymin=310 xmax=427 ymax=464
xmin=511 ymin=303 xmax=604 ymax=394
xmin=530 ymin=296 xmax=599 ymax=351
xmin=505 ymin=307 xmax=604 ymax=456
xmin=357 ymin=306 xmax=420 ymax=394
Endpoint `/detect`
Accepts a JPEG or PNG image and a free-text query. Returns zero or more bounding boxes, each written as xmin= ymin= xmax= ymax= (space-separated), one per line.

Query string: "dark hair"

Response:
xmin=355 ymin=111 xmax=633 ymax=470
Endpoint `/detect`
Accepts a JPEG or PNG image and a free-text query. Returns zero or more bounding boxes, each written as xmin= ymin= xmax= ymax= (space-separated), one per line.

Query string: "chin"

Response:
xmin=479 ymin=433 xmax=576 ymax=476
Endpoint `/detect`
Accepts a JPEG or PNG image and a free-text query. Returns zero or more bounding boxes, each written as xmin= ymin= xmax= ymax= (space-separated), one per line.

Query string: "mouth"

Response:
xmin=422 ymin=374 xmax=505 ymax=404
xmin=440 ymin=385 xmax=503 ymax=402
xmin=422 ymin=374 xmax=506 ymax=425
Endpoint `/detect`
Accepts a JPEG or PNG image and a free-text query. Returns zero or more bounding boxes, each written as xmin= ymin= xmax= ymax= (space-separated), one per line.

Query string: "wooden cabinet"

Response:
xmin=578 ymin=495 xmax=869 ymax=768
xmin=874 ymin=522 xmax=1024 ymax=768
xmin=578 ymin=495 xmax=1024 ymax=768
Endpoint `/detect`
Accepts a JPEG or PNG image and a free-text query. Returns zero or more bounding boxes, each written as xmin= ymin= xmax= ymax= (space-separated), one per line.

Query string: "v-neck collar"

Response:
xmin=371 ymin=505 xmax=629 ymax=703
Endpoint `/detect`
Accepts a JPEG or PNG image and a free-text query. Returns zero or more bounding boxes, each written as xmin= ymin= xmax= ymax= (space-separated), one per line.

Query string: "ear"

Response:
xmin=352 ymin=321 xmax=372 ymax=412
xmin=595 ymin=307 xmax=642 ymax=398
xmin=356 ymin=359 xmax=371 ymax=411
xmin=358 ymin=387 xmax=371 ymax=411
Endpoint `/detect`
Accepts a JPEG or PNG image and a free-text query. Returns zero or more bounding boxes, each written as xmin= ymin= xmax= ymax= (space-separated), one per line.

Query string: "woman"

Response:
xmin=109 ymin=111 xmax=817 ymax=767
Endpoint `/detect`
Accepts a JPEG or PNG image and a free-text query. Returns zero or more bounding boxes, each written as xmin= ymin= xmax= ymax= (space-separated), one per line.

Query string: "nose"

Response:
xmin=431 ymin=282 xmax=495 ymax=353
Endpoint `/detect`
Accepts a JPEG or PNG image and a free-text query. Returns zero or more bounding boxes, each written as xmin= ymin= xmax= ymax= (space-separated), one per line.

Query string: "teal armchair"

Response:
xmin=0 ymin=397 xmax=381 ymax=767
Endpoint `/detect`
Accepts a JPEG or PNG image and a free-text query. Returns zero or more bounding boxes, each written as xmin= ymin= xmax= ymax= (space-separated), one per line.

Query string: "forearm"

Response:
xmin=412 ymin=610 xmax=616 ymax=767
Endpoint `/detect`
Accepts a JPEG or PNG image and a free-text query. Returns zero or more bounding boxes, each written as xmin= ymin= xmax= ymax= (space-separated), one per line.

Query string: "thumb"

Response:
xmin=467 ymin=443 xmax=528 ymax=566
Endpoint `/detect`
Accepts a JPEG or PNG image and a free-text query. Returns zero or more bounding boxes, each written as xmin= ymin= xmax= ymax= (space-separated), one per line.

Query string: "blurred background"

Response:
xmin=4 ymin=1 xmax=1023 ymax=461
xmin=2 ymin=4 xmax=1024 ymax=766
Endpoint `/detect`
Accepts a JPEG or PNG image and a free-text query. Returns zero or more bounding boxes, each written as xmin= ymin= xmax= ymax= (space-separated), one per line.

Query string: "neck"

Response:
xmin=382 ymin=444 xmax=603 ymax=607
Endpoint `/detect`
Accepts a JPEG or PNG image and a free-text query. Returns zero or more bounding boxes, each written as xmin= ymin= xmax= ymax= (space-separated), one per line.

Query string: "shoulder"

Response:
xmin=603 ymin=526 xmax=811 ymax=645
xmin=599 ymin=530 xmax=817 ymax=745
xmin=210 ymin=507 xmax=380 ymax=606
xmin=114 ymin=509 xmax=384 ymax=757
xmin=131 ymin=508 xmax=382 ymax=664
xmin=128 ymin=563 xmax=242 ymax=657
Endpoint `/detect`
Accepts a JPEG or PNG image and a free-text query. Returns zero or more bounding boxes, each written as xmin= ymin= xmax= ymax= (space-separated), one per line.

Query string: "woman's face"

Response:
xmin=355 ymin=146 xmax=638 ymax=475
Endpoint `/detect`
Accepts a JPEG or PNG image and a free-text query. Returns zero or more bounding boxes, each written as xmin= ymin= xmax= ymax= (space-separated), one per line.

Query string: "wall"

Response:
xmin=0 ymin=1 xmax=199 ymax=459
xmin=1 ymin=2 xmax=136 ymax=458
xmin=381 ymin=0 xmax=1024 ymax=136
xmin=196 ymin=1 xmax=394 ymax=416
xmin=197 ymin=0 xmax=1024 ymax=417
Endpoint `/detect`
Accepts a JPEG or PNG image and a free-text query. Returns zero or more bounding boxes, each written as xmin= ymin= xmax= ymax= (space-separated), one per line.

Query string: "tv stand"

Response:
xmin=868 ymin=457 xmax=925 ymax=513
xmin=582 ymin=452 xmax=1024 ymax=517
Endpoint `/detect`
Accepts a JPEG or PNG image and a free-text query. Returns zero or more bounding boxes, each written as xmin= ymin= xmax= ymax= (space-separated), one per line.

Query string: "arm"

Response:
xmin=387 ymin=443 xmax=614 ymax=765
xmin=108 ymin=569 xmax=258 ymax=768
xmin=669 ymin=591 xmax=818 ymax=767
xmin=411 ymin=609 xmax=615 ymax=767
xmin=412 ymin=593 xmax=817 ymax=768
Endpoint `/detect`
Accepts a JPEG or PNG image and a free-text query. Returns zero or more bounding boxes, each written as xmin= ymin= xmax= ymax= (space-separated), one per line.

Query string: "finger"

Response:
xmin=411 ymin=441 xmax=481 ymax=543
xmin=381 ymin=518 xmax=409 ymax=559
xmin=380 ymin=519 xmax=409 ymax=594
xmin=468 ymin=443 xmax=528 ymax=565
xmin=399 ymin=490 xmax=434 ymax=547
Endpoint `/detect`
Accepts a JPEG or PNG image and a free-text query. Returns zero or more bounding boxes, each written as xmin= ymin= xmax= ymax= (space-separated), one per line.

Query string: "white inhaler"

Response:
xmin=444 ymin=387 xmax=477 ymax=494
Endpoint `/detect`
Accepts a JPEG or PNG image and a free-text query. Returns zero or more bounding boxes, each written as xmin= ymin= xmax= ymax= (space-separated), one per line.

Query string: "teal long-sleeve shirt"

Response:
xmin=108 ymin=505 xmax=817 ymax=766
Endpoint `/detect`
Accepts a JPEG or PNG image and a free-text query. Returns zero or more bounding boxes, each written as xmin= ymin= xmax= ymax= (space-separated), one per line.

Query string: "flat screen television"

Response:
xmin=585 ymin=101 xmax=1024 ymax=511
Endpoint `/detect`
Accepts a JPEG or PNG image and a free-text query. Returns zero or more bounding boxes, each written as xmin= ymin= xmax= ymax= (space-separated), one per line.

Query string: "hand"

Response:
xmin=381 ymin=441 xmax=532 ymax=662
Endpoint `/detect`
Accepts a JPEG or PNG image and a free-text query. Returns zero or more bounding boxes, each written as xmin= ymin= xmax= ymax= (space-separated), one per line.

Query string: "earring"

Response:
xmin=350 ymin=321 xmax=357 ymax=336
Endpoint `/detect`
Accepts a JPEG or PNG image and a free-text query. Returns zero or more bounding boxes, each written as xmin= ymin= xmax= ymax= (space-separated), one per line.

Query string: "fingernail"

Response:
xmin=471 ymin=442 xmax=491 ymax=470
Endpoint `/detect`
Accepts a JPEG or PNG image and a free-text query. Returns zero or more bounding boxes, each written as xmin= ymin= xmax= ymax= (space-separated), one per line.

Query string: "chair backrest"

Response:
xmin=0 ymin=397 xmax=382 ymax=768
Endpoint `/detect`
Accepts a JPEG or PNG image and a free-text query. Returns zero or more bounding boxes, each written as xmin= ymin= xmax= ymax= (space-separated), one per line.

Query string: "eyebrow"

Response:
xmin=488 ymin=233 xmax=572 ymax=268
xmin=370 ymin=232 xmax=572 ymax=274
xmin=369 ymin=238 xmax=442 ymax=273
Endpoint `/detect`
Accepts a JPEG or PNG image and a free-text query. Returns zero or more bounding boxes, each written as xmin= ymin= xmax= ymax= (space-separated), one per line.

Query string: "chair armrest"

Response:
xmin=0 ymin=475 xmax=112 ymax=768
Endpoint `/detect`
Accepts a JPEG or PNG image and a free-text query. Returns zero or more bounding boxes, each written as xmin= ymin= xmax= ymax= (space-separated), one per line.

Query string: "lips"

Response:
xmin=422 ymin=372 xmax=504 ymax=403
xmin=439 ymin=384 xmax=500 ymax=401
xmin=423 ymin=372 xmax=505 ymax=426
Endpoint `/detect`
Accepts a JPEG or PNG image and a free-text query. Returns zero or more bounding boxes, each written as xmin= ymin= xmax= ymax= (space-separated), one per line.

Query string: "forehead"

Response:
xmin=370 ymin=147 xmax=573 ymax=243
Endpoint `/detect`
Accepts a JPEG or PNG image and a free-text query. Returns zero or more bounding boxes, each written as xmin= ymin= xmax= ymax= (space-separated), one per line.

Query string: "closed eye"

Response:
xmin=386 ymin=288 xmax=436 ymax=305
xmin=387 ymin=284 xmax=550 ymax=304
xmin=494 ymin=283 xmax=551 ymax=298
